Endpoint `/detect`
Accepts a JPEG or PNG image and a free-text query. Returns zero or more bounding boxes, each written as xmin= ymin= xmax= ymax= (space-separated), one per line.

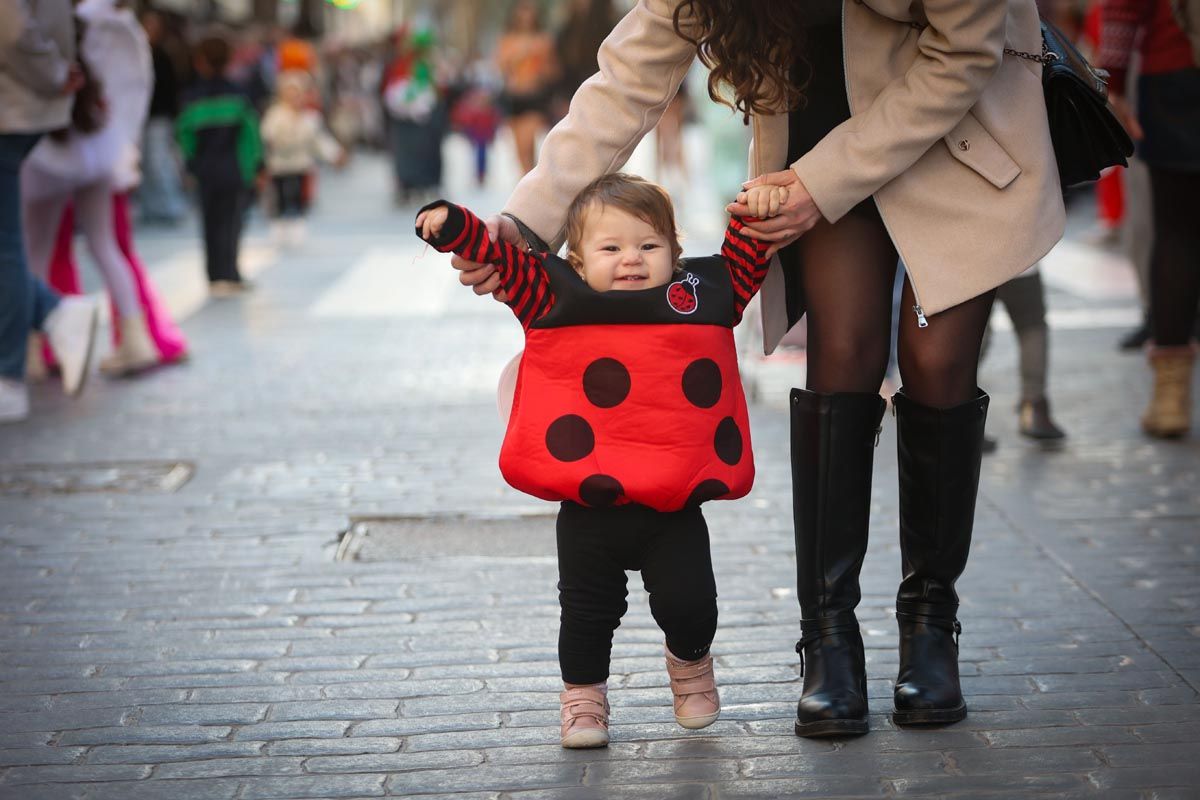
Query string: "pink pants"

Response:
xmin=46 ymin=193 xmax=188 ymax=364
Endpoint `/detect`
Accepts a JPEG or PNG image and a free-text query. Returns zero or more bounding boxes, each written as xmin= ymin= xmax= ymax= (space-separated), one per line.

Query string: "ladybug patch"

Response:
xmin=666 ymin=273 xmax=700 ymax=315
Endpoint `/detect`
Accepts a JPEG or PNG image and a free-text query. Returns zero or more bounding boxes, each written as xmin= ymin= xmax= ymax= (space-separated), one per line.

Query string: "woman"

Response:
xmin=40 ymin=0 xmax=188 ymax=373
xmin=553 ymin=0 xmax=620 ymax=118
xmin=454 ymin=0 xmax=1065 ymax=737
xmin=21 ymin=5 xmax=158 ymax=375
xmin=495 ymin=0 xmax=558 ymax=175
xmin=1100 ymin=0 xmax=1200 ymax=438
xmin=383 ymin=27 xmax=444 ymax=205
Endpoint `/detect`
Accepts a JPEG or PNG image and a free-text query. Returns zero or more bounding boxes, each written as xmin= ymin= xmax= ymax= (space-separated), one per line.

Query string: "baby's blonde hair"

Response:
xmin=564 ymin=173 xmax=683 ymax=273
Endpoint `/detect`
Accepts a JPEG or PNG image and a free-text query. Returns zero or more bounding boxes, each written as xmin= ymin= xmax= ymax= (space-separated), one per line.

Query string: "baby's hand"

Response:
xmin=416 ymin=206 xmax=449 ymax=240
xmin=736 ymin=185 xmax=789 ymax=219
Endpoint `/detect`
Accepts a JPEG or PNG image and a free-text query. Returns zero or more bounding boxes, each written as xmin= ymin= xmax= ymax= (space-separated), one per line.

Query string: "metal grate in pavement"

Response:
xmin=336 ymin=513 xmax=557 ymax=561
xmin=0 ymin=461 xmax=194 ymax=496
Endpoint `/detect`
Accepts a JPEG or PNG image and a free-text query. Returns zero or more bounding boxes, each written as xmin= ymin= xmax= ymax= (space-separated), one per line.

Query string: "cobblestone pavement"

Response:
xmin=1 ymin=147 xmax=1198 ymax=799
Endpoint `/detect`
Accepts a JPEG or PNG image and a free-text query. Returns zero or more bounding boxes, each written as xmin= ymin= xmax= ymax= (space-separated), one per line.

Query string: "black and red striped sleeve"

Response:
xmin=721 ymin=216 xmax=773 ymax=325
xmin=415 ymin=201 xmax=555 ymax=329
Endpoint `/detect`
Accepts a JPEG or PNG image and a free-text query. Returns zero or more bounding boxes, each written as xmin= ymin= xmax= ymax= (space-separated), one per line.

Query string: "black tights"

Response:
xmin=1148 ymin=167 xmax=1200 ymax=347
xmin=797 ymin=208 xmax=994 ymax=407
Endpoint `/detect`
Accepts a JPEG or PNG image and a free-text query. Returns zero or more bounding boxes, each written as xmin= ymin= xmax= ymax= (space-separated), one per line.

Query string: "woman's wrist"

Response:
xmin=500 ymin=212 xmax=549 ymax=253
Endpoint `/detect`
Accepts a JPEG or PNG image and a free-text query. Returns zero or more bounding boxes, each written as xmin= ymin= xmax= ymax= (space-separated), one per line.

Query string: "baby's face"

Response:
xmin=574 ymin=205 xmax=675 ymax=292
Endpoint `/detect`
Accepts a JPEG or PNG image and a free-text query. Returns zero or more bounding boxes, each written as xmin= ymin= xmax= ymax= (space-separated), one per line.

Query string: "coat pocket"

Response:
xmin=943 ymin=112 xmax=1022 ymax=189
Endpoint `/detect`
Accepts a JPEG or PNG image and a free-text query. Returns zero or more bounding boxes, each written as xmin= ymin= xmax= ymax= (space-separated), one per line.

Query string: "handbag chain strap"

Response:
xmin=907 ymin=19 xmax=1060 ymax=65
xmin=1004 ymin=40 xmax=1059 ymax=65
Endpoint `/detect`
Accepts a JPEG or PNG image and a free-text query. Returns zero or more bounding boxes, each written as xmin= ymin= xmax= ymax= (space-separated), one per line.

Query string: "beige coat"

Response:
xmin=504 ymin=0 xmax=1066 ymax=353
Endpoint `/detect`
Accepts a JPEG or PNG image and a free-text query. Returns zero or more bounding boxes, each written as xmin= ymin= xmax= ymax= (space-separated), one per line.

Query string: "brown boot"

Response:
xmin=1141 ymin=346 xmax=1195 ymax=439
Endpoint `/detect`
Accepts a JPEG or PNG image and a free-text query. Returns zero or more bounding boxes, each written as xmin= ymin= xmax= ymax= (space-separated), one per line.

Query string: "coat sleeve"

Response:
xmin=502 ymin=0 xmax=697 ymax=251
xmin=0 ymin=0 xmax=70 ymax=97
xmin=792 ymin=0 xmax=1009 ymax=223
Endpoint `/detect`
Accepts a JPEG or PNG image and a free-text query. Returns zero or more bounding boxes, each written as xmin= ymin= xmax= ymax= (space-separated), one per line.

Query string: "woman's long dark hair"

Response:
xmin=51 ymin=17 xmax=106 ymax=141
xmin=673 ymin=0 xmax=807 ymax=122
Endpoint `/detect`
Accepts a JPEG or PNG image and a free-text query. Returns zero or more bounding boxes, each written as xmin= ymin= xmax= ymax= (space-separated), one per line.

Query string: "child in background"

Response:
xmin=414 ymin=173 xmax=783 ymax=749
xmin=175 ymin=33 xmax=262 ymax=296
xmin=260 ymin=69 xmax=345 ymax=248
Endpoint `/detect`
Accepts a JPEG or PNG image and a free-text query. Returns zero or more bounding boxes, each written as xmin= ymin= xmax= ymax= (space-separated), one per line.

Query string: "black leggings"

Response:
xmin=1148 ymin=166 xmax=1200 ymax=347
xmin=556 ymin=501 xmax=717 ymax=686
xmin=797 ymin=205 xmax=994 ymax=406
xmin=272 ymin=173 xmax=308 ymax=218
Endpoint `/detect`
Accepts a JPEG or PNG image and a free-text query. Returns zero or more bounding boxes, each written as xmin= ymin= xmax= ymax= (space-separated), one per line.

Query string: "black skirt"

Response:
xmin=1137 ymin=67 xmax=1200 ymax=173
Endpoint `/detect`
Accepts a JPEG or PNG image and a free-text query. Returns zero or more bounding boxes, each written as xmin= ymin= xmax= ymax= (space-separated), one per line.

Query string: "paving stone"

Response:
xmin=153 ymin=756 xmax=307 ymax=779
xmin=303 ymin=749 xmax=483 ymax=773
xmin=1099 ymin=742 xmax=1200 ymax=768
xmin=945 ymin=746 xmax=1104 ymax=774
xmin=57 ymin=725 xmax=233 ymax=746
xmin=706 ymin=776 xmax=888 ymax=797
xmin=888 ymin=774 xmax=1093 ymax=797
xmin=0 ymin=746 xmax=87 ymax=766
xmin=351 ymin=713 xmax=500 ymax=737
xmin=385 ymin=764 xmax=585 ymax=795
xmin=84 ymin=742 xmax=265 ymax=765
xmin=1088 ymin=765 xmax=1200 ymax=791
xmin=72 ymin=777 xmax=243 ymax=799
xmin=137 ymin=703 xmax=268 ymax=726
xmin=262 ymin=737 xmax=401 ymax=757
xmin=267 ymin=699 xmax=399 ymax=721
xmin=236 ymin=777 xmax=386 ymax=800
xmin=231 ymin=720 xmax=351 ymax=740
xmin=0 ymin=764 xmax=153 ymax=784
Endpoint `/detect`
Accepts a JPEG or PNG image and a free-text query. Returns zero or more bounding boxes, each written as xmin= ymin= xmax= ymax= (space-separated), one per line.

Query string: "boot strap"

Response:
xmin=895 ymin=607 xmax=962 ymax=650
xmin=795 ymin=615 xmax=861 ymax=677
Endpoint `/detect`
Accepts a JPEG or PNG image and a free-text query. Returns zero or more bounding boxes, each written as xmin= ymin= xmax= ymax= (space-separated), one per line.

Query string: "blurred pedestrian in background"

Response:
xmin=136 ymin=7 xmax=187 ymax=225
xmin=449 ymin=82 xmax=500 ymax=188
xmin=1 ymin=0 xmax=100 ymax=422
xmin=496 ymin=0 xmax=557 ymax=176
xmin=981 ymin=267 xmax=1068 ymax=449
xmin=260 ymin=69 xmax=345 ymax=248
xmin=383 ymin=26 xmax=445 ymax=206
xmin=553 ymin=0 xmax=619 ymax=120
xmin=22 ymin=0 xmax=177 ymax=378
xmin=1101 ymin=0 xmax=1200 ymax=438
xmin=175 ymin=32 xmax=263 ymax=297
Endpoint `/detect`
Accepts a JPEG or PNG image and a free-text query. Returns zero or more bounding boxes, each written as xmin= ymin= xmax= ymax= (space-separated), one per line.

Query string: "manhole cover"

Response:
xmin=0 ymin=461 xmax=194 ymax=496
xmin=336 ymin=513 xmax=557 ymax=561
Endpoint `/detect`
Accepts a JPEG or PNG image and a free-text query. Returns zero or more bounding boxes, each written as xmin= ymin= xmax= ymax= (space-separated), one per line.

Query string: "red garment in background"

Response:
xmin=1100 ymin=0 xmax=1195 ymax=88
xmin=44 ymin=194 xmax=189 ymax=366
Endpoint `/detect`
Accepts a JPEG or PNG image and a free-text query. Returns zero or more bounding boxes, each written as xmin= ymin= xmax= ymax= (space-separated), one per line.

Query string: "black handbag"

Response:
xmin=1005 ymin=19 xmax=1135 ymax=187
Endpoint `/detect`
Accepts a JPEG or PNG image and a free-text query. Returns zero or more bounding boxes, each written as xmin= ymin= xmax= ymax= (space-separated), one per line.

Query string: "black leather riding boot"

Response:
xmin=892 ymin=388 xmax=989 ymax=726
xmin=790 ymin=388 xmax=887 ymax=738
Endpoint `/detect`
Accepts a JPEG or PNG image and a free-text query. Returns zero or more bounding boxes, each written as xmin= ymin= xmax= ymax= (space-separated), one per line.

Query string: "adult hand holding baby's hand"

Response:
xmin=450 ymin=214 xmax=520 ymax=303
xmin=726 ymin=169 xmax=824 ymax=258
xmin=736 ymin=185 xmax=789 ymax=220
xmin=416 ymin=206 xmax=449 ymax=240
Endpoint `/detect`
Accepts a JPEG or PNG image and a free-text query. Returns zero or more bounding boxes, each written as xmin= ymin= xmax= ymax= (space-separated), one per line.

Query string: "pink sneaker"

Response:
xmin=666 ymin=647 xmax=721 ymax=729
xmin=560 ymin=684 xmax=609 ymax=748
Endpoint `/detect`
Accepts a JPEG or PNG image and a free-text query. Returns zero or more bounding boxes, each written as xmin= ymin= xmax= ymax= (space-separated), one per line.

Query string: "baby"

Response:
xmin=415 ymin=174 xmax=782 ymax=748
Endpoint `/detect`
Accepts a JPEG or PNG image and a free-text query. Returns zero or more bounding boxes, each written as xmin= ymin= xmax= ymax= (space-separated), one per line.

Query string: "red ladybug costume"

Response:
xmin=417 ymin=202 xmax=771 ymax=512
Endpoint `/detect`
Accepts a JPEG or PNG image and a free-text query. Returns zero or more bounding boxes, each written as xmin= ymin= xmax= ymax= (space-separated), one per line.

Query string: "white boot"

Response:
xmin=284 ymin=218 xmax=307 ymax=248
xmin=43 ymin=295 xmax=99 ymax=396
xmin=0 ymin=377 xmax=30 ymax=423
xmin=100 ymin=314 xmax=159 ymax=377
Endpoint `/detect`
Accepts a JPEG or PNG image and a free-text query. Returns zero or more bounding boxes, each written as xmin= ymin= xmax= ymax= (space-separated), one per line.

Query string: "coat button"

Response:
xmin=958 ymin=139 xmax=971 ymax=151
